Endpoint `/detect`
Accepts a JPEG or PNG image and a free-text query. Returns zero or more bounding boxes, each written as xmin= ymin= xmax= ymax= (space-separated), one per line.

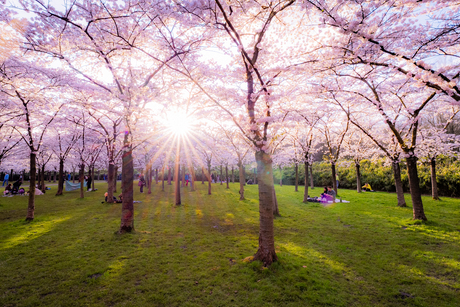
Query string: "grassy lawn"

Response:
xmin=0 ymin=181 xmax=459 ymax=306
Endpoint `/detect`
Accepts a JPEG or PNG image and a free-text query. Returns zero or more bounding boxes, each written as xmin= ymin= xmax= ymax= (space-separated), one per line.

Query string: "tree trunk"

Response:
xmin=253 ymin=151 xmax=277 ymax=266
xmin=181 ymin=164 xmax=185 ymax=188
xmin=161 ymin=167 xmax=165 ymax=191
xmin=53 ymin=170 xmax=56 ymax=183
xmin=279 ymin=165 xmax=283 ymax=186
xmin=190 ymin=166 xmax=196 ymax=191
xmin=406 ymin=156 xmax=427 ymax=220
xmin=148 ymin=167 xmax=153 ymax=194
xmin=273 ymin=187 xmax=280 ymax=217
xmin=310 ymin=164 xmax=314 ymax=189
xmin=79 ymin=162 xmax=84 ymax=198
xmin=220 ymin=165 xmax=223 ymax=185
xmin=72 ymin=169 xmax=75 ymax=183
xmin=26 ymin=152 xmax=36 ymax=221
xmin=113 ymin=166 xmax=118 ymax=193
xmin=167 ymin=166 xmax=172 ymax=185
xmin=48 ymin=171 xmax=51 ymax=182
xmin=119 ymin=139 xmax=134 ymax=233
xmin=295 ymin=163 xmax=298 ymax=192
xmin=37 ymin=167 xmax=41 ymax=190
xmin=430 ymin=157 xmax=439 ymax=200
xmin=232 ymin=165 xmax=235 ymax=183
xmin=155 ymin=168 xmax=158 ymax=184
xmin=201 ymin=166 xmax=205 ymax=184
xmin=238 ymin=161 xmax=245 ymax=200
xmin=226 ymin=165 xmax=229 ymax=189
xmin=392 ymin=161 xmax=406 ymax=207
xmin=331 ymin=163 xmax=337 ymax=195
xmin=175 ymin=162 xmax=181 ymax=205
xmin=356 ymin=163 xmax=362 ymax=193
xmin=107 ymin=162 xmax=115 ymax=203
xmin=91 ymin=165 xmax=95 ymax=191
xmin=56 ymin=158 xmax=64 ymax=196
xmin=207 ymin=163 xmax=212 ymax=195
xmin=97 ymin=170 xmax=100 ymax=180
xmin=303 ymin=161 xmax=309 ymax=203
xmin=41 ymin=165 xmax=46 ymax=193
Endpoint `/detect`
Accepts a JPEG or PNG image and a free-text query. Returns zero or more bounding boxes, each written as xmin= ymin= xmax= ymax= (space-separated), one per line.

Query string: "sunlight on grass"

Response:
xmin=195 ymin=209 xmax=203 ymax=218
xmin=0 ymin=217 xmax=71 ymax=250
xmin=395 ymin=263 xmax=460 ymax=289
xmin=413 ymin=250 xmax=460 ymax=271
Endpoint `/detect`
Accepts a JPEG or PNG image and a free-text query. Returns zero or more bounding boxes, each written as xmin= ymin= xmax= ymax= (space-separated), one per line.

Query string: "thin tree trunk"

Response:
xmin=430 ymin=157 xmax=439 ymax=200
xmin=226 ymin=165 xmax=229 ymax=189
xmin=161 ymin=167 xmax=165 ymax=191
xmin=167 ymin=166 xmax=172 ymax=185
xmin=155 ymin=168 xmax=158 ymax=184
xmin=310 ymin=164 xmax=314 ymax=189
xmin=56 ymin=159 xmax=64 ymax=196
xmin=295 ymin=163 xmax=298 ymax=192
xmin=53 ymin=170 xmax=56 ymax=183
xmin=26 ymin=152 xmax=36 ymax=221
xmin=207 ymin=163 xmax=212 ymax=195
xmin=392 ymin=161 xmax=406 ymax=207
xmin=190 ymin=166 xmax=195 ymax=191
xmin=356 ymin=163 xmax=362 ymax=193
xmin=91 ymin=165 xmax=95 ymax=191
xmin=406 ymin=156 xmax=427 ymax=220
xmin=279 ymin=165 xmax=282 ymax=186
xmin=175 ymin=161 xmax=181 ymax=205
xmin=238 ymin=161 xmax=245 ymax=200
xmin=273 ymin=187 xmax=280 ymax=217
xmin=220 ymin=165 xmax=223 ymax=185
xmin=119 ymin=138 xmax=134 ymax=233
xmin=201 ymin=166 xmax=205 ymax=184
xmin=303 ymin=161 xmax=309 ymax=203
xmin=97 ymin=170 xmax=100 ymax=180
xmin=41 ymin=165 xmax=46 ymax=193
xmin=37 ymin=167 xmax=41 ymax=190
xmin=107 ymin=162 xmax=115 ymax=203
xmin=79 ymin=163 xmax=84 ymax=198
xmin=48 ymin=171 xmax=51 ymax=182
xmin=181 ymin=164 xmax=185 ymax=188
xmin=253 ymin=151 xmax=277 ymax=266
xmin=72 ymin=169 xmax=75 ymax=183
xmin=232 ymin=165 xmax=235 ymax=183
xmin=148 ymin=167 xmax=153 ymax=194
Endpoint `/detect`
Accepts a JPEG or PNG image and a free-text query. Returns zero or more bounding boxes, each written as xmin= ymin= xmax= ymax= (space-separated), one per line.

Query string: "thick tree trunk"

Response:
xmin=303 ymin=161 xmax=309 ymax=203
xmin=107 ymin=162 xmax=115 ymax=203
xmin=167 ymin=166 xmax=172 ymax=185
xmin=295 ymin=163 xmax=298 ymax=192
xmin=79 ymin=163 xmax=84 ymax=198
xmin=356 ymin=163 xmax=362 ymax=193
xmin=120 ymin=141 xmax=134 ymax=233
xmin=273 ymin=187 xmax=280 ymax=217
xmin=26 ymin=152 xmax=36 ymax=221
xmin=430 ymin=158 xmax=439 ymax=200
xmin=310 ymin=164 xmax=314 ymax=189
xmin=331 ymin=163 xmax=337 ymax=195
xmin=253 ymin=151 xmax=277 ymax=266
xmin=113 ymin=166 xmax=118 ymax=193
xmin=279 ymin=165 xmax=283 ymax=186
xmin=392 ymin=161 xmax=406 ymax=207
xmin=238 ymin=161 xmax=245 ymax=200
xmin=56 ymin=159 xmax=64 ymax=196
xmin=406 ymin=156 xmax=427 ymax=220
xmin=175 ymin=162 xmax=181 ymax=205
xmin=226 ymin=165 xmax=229 ymax=189
xmin=207 ymin=163 xmax=212 ymax=195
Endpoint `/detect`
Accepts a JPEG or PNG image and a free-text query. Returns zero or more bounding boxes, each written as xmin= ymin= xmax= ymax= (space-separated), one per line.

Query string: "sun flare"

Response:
xmin=165 ymin=111 xmax=192 ymax=136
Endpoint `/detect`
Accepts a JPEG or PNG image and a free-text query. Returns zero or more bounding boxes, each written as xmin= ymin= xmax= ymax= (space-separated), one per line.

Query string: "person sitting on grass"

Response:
xmin=362 ymin=183 xmax=374 ymax=192
xmin=326 ymin=186 xmax=336 ymax=202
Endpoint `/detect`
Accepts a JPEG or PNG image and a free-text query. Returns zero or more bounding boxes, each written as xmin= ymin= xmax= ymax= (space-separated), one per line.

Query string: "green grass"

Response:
xmin=1 ymin=181 xmax=459 ymax=306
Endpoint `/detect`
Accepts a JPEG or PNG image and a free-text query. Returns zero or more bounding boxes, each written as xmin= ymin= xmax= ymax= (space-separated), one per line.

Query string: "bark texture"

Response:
xmin=303 ymin=162 xmax=309 ymax=203
xmin=430 ymin=158 xmax=439 ymax=200
xmin=119 ymin=144 xmax=134 ymax=233
xmin=406 ymin=156 xmax=427 ymax=220
xmin=331 ymin=163 xmax=337 ymax=194
xmin=56 ymin=159 xmax=64 ymax=196
xmin=107 ymin=163 xmax=115 ymax=203
xmin=356 ymin=163 xmax=362 ymax=193
xmin=26 ymin=152 xmax=36 ymax=221
xmin=238 ymin=161 xmax=245 ymax=200
xmin=253 ymin=151 xmax=278 ymax=266
xmin=392 ymin=162 xmax=406 ymax=207
xmin=310 ymin=165 xmax=314 ymax=189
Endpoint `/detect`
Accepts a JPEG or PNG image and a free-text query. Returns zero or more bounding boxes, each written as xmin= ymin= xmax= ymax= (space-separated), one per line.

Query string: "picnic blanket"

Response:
xmin=65 ymin=180 xmax=86 ymax=192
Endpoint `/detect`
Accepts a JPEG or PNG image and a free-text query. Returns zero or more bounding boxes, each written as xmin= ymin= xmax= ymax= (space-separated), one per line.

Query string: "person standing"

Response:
xmin=2 ymin=173 xmax=9 ymax=186
xmin=336 ymin=173 xmax=339 ymax=188
xmin=139 ymin=174 xmax=146 ymax=193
